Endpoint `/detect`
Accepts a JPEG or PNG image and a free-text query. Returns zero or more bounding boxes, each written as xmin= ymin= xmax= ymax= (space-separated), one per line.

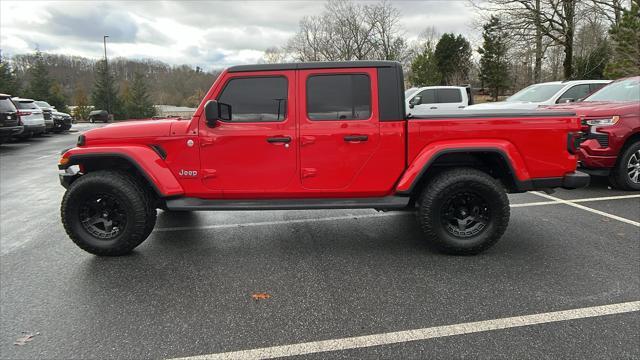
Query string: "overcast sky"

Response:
xmin=0 ymin=1 xmax=477 ymax=70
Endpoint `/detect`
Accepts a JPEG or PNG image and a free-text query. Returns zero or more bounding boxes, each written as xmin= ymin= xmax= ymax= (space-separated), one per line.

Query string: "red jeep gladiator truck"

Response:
xmin=58 ymin=61 xmax=589 ymax=256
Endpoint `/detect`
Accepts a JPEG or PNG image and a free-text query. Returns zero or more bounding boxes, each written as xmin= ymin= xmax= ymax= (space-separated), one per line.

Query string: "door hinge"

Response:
xmin=201 ymin=138 xmax=215 ymax=147
xmin=202 ymin=169 xmax=217 ymax=180
xmin=301 ymin=136 xmax=316 ymax=146
xmin=302 ymin=168 xmax=317 ymax=178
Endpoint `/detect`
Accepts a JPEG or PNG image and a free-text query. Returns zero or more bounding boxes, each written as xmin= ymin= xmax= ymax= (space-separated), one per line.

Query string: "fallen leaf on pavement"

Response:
xmin=251 ymin=292 xmax=272 ymax=300
xmin=14 ymin=332 xmax=38 ymax=346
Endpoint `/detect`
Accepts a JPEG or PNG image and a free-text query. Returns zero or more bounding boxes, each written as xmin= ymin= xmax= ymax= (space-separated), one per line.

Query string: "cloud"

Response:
xmin=37 ymin=4 xmax=139 ymax=43
xmin=0 ymin=0 xmax=478 ymax=68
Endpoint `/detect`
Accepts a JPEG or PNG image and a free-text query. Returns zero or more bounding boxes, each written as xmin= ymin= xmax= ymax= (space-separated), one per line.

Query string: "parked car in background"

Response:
xmin=88 ymin=110 xmax=110 ymax=123
xmin=12 ymin=97 xmax=46 ymax=138
xmin=466 ymin=80 xmax=612 ymax=110
xmin=35 ymin=101 xmax=72 ymax=132
xmin=0 ymin=94 xmax=24 ymax=144
xmin=546 ymin=77 xmax=640 ymax=190
xmin=406 ymin=86 xmax=472 ymax=115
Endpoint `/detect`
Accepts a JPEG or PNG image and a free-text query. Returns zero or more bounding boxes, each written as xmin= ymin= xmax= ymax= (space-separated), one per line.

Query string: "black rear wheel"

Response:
xmin=417 ymin=168 xmax=510 ymax=255
xmin=61 ymin=170 xmax=156 ymax=256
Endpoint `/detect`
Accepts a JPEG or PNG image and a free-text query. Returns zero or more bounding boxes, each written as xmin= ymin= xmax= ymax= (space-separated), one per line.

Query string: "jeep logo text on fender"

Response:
xmin=178 ymin=169 xmax=198 ymax=177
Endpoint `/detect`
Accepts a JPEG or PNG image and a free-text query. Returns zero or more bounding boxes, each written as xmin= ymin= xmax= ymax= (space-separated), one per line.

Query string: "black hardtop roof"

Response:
xmin=227 ymin=60 xmax=401 ymax=73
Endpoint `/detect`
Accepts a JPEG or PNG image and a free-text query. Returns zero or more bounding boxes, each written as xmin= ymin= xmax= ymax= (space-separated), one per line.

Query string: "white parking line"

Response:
xmin=532 ymin=192 xmax=640 ymax=227
xmin=154 ymin=194 xmax=640 ymax=232
xmin=170 ymin=301 xmax=640 ymax=360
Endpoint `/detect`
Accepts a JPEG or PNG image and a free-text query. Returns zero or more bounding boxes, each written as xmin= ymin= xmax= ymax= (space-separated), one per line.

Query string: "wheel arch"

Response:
xmin=396 ymin=147 xmax=528 ymax=199
xmin=61 ymin=149 xmax=184 ymax=198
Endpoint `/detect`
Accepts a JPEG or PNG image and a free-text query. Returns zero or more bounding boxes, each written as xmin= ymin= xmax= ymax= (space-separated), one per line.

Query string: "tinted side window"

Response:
xmin=589 ymin=83 xmax=607 ymax=93
xmin=416 ymin=89 xmax=436 ymax=104
xmin=218 ymin=77 xmax=288 ymax=122
xmin=557 ymin=84 xmax=591 ymax=102
xmin=437 ymin=89 xmax=462 ymax=103
xmin=307 ymin=74 xmax=371 ymax=120
xmin=0 ymin=99 xmax=17 ymax=112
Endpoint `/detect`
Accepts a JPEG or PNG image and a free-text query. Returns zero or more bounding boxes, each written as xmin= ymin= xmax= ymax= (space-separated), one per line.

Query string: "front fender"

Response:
xmin=59 ymin=145 xmax=184 ymax=197
xmin=395 ymin=139 xmax=531 ymax=194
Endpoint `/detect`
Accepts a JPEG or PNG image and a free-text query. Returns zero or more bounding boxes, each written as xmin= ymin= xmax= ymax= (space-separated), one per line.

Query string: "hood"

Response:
xmin=544 ymin=101 xmax=640 ymax=117
xmin=52 ymin=111 xmax=71 ymax=117
xmin=465 ymin=101 xmax=540 ymax=110
xmin=83 ymin=119 xmax=176 ymax=141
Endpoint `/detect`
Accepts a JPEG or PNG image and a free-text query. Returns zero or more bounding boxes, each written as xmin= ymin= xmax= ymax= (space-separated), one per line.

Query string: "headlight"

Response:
xmin=585 ymin=116 xmax=619 ymax=126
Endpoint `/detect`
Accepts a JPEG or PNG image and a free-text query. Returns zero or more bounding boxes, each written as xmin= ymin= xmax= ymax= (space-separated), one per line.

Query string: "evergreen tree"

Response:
xmin=91 ymin=59 xmax=120 ymax=116
xmin=605 ymin=3 xmax=640 ymax=78
xmin=49 ymin=82 xmax=69 ymax=113
xmin=73 ymin=86 xmax=91 ymax=120
xmin=478 ymin=16 xmax=510 ymax=101
xmin=124 ymin=72 xmax=156 ymax=119
xmin=26 ymin=51 xmax=51 ymax=100
xmin=0 ymin=56 xmax=20 ymax=95
xmin=434 ymin=33 xmax=472 ymax=85
xmin=409 ymin=42 xmax=441 ymax=86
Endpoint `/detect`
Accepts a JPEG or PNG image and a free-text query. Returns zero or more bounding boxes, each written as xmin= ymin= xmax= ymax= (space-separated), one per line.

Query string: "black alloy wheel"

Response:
xmin=79 ymin=193 xmax=127 ymax=240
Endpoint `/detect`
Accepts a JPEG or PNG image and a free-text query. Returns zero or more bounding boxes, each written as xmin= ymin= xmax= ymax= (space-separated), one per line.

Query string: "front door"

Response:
xmin=298 ymin=68 xmax=380 ymax=192
xmin=199 ymin=71 xmax=297 ymax=197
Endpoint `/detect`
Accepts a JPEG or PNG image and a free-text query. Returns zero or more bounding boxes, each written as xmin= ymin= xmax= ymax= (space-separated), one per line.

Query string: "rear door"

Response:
xmin=298 ymin=68 xmax=380 ymax=191
xmin=435 ymin=88 xmax=465 ymax=110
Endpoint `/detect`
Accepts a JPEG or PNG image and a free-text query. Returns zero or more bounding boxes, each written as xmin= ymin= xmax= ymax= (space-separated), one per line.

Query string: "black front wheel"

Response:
xmin=417 ymin=168 xmax=510 ymax=255
xmin=61 ymin=170 xmax=156 ymax=256
xmin=611 ymin=142 xmax=640 ymax=191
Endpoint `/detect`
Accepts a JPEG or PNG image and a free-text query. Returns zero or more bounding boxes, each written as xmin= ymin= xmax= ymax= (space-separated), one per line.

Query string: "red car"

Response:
xmin=58 ymin=61 xmax=588 ymax=256
xmin=548 ymin=77 xmax=640 ymax=190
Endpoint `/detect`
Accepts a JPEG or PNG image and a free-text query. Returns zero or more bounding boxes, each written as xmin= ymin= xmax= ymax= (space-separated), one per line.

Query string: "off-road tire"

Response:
xmin=417 ymin=168 xmax=510 ymax=255
xmin=61 ymin=170 xmax=156 ymax=256
xmin=611 ymin=142 xmax=640 ymax=191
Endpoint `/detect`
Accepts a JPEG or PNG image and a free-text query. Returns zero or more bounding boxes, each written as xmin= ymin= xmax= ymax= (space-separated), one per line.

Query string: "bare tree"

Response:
xmin=286 ymin=0 xmax=408 ymax=62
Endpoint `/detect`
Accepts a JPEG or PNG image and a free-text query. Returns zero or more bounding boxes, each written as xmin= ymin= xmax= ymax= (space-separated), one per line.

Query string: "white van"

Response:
xmin=405 ymin=86 xmax=472 ymax=115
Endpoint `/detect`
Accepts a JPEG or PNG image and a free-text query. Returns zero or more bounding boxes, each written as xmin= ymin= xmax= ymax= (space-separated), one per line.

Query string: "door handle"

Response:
xmin=266 ymin=136 xmax=291 ymax=144
xmin=430 ymin=107 xmax=438 ymax=109
xmin=344 ymin=135 xmax=368 ymax=142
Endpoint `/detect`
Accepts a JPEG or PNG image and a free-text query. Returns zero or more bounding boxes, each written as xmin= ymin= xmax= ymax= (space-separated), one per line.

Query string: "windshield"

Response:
xmin=507 ymin=84 xmax=565 ymax=102
xmin=405 ymin=88 xmax=418 ymax=98
xmin=585 ymin=78 xmax=640 ymax=102
xmin=35 ymin=101 xmax=51 ymax=107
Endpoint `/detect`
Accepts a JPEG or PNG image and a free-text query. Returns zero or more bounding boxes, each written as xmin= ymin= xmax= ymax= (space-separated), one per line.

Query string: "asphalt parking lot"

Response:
xmin=1 ymin=123 xmax=638 ymax=359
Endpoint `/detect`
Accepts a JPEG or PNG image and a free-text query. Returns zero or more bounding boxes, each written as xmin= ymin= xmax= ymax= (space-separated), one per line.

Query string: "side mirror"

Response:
xmin=560 ymin=98 xmax=575 ymax=104
xmin=409 ymin=95 xmax=422 ymax=106
xmin=409 ymin=103 xmax=415 ymax=109
xmin=204 ymin=100 xmax=232 ymax=127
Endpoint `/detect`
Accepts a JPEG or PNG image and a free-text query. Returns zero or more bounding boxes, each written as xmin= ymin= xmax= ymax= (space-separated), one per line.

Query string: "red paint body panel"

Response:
xmin=396 ymin=115 xmax=581 ymax=192
xmin=61 ymin=145 xmax=184 ymax=196
xmin=62 ymin=65 xmax=584 ymax=200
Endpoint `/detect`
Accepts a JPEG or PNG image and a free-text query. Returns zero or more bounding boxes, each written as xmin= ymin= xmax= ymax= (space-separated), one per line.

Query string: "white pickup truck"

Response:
xmin=405 ymin=86 xmax=472 ymax=116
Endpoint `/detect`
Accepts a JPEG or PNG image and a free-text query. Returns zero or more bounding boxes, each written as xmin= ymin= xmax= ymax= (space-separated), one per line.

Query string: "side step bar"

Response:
xmin=165 ymin=196 xmax=411 ymax=211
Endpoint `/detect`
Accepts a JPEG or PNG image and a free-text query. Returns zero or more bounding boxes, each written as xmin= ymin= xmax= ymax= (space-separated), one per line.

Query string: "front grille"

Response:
xmin=0 ymin=113 xmax=20 ymax=127
xmin=589 ymin=133 xmax=609 ymax=147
